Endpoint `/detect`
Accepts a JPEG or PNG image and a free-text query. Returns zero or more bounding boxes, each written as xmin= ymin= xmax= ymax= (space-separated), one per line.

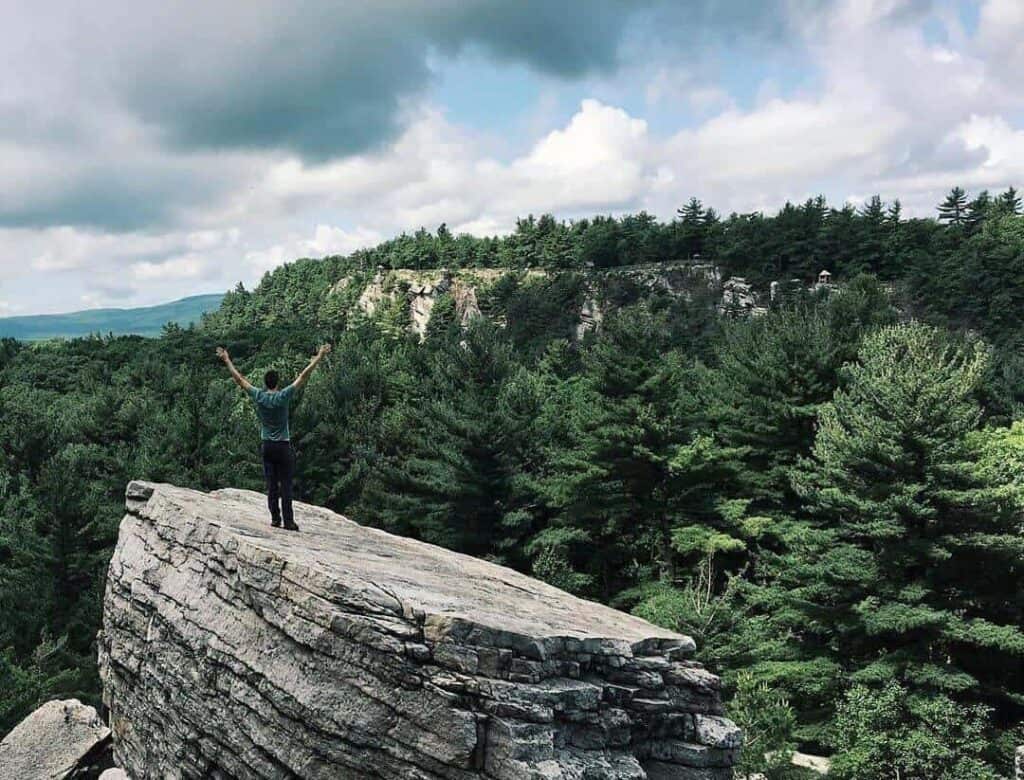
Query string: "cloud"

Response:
xmin=976 ymin=0 xmax=1024 ymax=93
xmin=306 ymin=225 xmax=385 ymax=256
xmin=2 ymin=0 xmax=1024 ymax=315
xmin=6 ymin=1 xmax=648 ymax=163
xmin=245 ymin=225 xmax=385 ymax=275
xmin=77 ymin=0 xmax=815 ymax=160
xmin=26 ymin=228 xmax=238 ymax=274
xmin=0 ymin=122 xmax=262 ymax=231
xmin=132 ymin=255 xmax=215 ymax=282
xmin=0 ymin=0 xmax=858 ymax=235
xmin=669 ymin=96 xmax=905 ymax=184
xmin=645 ymin=70 xmax=734 ymax=114
xmin=228 ymin=99 xmax=660 ymax=235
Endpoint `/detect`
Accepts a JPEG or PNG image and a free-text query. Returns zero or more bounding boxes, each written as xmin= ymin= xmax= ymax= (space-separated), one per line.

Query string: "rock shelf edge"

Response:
xmin=98 ymin=481 xmax=741 ymax=779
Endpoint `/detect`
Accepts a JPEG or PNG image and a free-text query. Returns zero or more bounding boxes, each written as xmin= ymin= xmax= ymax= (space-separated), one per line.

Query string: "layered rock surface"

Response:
xmin=0 ymin=699 xmax=112 ymax=778
xmin=99 ymin=481 xmax=740 ymax=779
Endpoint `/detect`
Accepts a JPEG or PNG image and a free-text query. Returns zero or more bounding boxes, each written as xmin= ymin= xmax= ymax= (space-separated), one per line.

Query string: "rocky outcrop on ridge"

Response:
xmin=98 ymin=481 xmax=740 ymax=779
xmin=338 ymin=261 xmax=733 ymax=341
xmin=353 ymin=267 xmax=492 ymax=339
xmin=0 ymin=699 xmax=113 ymax=778
xmin=719 ymin=278 xmax=766 ymax=317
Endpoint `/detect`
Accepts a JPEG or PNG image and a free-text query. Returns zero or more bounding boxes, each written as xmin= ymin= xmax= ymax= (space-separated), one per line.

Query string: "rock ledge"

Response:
xmin=0 ymin=698 xmax=111 ymax=778
xmin=98 ymin=481 xmax=739 ymax=778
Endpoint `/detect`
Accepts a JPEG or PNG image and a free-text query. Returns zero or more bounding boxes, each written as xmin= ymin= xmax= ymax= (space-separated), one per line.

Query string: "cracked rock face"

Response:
xmin=0 ymin=699 xmax=112 ymax=779
xmin=98 ymin=481 xmax=740 ymax=779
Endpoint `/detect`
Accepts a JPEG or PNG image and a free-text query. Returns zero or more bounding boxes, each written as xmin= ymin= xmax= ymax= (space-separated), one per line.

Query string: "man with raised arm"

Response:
xmin=216 ymin=344 xmax=332 ymax=531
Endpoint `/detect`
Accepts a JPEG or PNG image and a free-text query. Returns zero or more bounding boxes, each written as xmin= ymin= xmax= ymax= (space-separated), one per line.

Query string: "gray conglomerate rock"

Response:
xmin=0 ymin=699 xmax=112 ymax=779
xmin=98 ymin=481 xmax=740 ymax=779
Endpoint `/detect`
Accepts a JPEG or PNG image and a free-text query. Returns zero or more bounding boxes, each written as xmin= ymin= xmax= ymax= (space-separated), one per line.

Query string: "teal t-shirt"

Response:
xmin=247 ymin=384 xmax=296 ymax=441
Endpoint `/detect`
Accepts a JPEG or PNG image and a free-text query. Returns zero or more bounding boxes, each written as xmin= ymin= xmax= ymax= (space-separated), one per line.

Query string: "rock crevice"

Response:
xmin=99 ymin=481 xmax=740 ymax=779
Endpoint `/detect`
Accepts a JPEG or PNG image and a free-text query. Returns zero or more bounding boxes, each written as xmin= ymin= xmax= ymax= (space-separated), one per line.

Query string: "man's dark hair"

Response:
xmin=264 ymin=370 xmax=280 ymax=390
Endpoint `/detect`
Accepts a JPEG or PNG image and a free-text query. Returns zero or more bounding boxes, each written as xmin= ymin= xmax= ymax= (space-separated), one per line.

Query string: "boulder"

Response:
xmin=98 ymin=481 xmax=740 ymax=779
xmin=0 ymin=699 xmax=111 ymax=779
xmin=719 ymin=277 xmax=766 ymax=317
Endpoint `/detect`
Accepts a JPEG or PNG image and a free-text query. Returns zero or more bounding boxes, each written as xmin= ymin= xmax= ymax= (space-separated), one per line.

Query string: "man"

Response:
xmin=216 ymin=344 xmax=332 ymax=530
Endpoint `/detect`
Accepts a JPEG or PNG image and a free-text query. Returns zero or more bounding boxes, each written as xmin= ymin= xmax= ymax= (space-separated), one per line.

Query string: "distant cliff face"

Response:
xmin=98 ymin=481 xmax=741 ymax=779
xmin=331 ymin=262 xmax=730 ymax=340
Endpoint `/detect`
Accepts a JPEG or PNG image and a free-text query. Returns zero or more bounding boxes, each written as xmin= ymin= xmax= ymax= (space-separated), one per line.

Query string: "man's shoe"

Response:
xmin=271 ymin=519 xmax=282 ymax=528
xmin=283 ymin=522 xmax=300 ymax=532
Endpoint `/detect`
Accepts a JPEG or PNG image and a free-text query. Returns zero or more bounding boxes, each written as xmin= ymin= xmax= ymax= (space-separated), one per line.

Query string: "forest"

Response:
xmin=1 ymin=187 xmax=1022 ymax=779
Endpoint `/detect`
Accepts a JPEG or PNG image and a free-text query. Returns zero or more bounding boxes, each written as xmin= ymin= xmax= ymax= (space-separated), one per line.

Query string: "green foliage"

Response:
xmin=531 ymin=544 xmax=593 ymax=595
xmin=789 ymin=324 xmax=1023 ymax=709
xmin=707 ymin=287 xmax=895 ymax=511
xmin=938 ymin=186 xmax=969 ymax=226
xmin=2 ymin=195 xmax=1024 ymax=780
xmin=0 ymin=637 xmax=87 ymax=735
xmin=830 ymin=683 xmax=1005 ymax=780
xmin=729 ymin=672 xmax=802 ymax=779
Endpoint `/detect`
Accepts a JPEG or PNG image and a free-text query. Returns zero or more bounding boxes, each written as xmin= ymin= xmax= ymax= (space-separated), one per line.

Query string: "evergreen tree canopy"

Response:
xmin=792 ymin=324 xmax=1024 ymax=714
xmin=938 ymin=187 xmax=969 ymax=225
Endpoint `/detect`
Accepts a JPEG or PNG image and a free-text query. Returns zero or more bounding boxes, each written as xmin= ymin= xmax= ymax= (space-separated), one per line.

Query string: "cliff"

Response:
xmin=98 ymin=481 xmax=740 ymax=779
xmin=331 ymin=261 xmax=730 ymax=340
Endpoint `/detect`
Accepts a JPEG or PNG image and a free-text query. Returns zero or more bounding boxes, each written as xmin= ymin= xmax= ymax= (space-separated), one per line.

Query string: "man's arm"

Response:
xmin=292 ymin=344 xmax=332 ymax=390
xmin=216 ymin=347 xmax=253 ymax=391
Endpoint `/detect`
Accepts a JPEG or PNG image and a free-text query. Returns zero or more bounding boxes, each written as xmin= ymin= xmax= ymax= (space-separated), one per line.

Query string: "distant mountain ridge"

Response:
xmin=0 ymin=293 xmax=224 ymax=340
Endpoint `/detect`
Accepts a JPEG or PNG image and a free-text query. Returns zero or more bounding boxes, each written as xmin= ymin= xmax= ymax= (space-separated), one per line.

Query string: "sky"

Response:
xmin=2 ymin=0 xmax=1023 ymax=315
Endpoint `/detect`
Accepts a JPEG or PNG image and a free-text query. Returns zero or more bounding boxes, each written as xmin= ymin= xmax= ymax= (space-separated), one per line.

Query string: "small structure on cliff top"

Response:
xmin=98 ymin=481 xmax=741 ymax=779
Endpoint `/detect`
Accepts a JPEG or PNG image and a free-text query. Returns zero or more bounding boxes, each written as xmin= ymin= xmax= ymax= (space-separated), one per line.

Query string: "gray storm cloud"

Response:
xmin=22 ymin=0 xmax=646 ymax=161
xmin=4 ymin=0 xmax=829 ymax=160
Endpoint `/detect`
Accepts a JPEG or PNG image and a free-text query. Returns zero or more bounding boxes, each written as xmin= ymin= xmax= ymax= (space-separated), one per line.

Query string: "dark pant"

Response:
xmin=261 ymin=440 xmax=295 ymax=527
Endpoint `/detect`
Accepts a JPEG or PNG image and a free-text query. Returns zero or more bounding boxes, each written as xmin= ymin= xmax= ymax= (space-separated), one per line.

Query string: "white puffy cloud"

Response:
xmin=976 ymin=0 xmax=1024 ymax=93
xmin=245 ymin=225 xmax=385 ymax=275
xmin=232 ymin=100 xmax=657 ymax=236
xmin=132 ymin=255 xmax=214 ymax=282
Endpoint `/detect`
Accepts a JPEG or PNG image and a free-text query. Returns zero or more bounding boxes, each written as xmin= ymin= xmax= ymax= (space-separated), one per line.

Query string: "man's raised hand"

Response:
xmin=216 ymin=346 xmax=230 ymax=363
xmin=318 ymin=344 xmax=332 ymax=358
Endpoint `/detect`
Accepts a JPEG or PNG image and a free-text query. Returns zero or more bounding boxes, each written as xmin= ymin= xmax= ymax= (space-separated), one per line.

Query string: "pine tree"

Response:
xmin=534 ymin=305 xmax=742 ymax=598
xmin=856 ymin=196 xmax=887 ymax=274
xmin=995 ymin=186 xmax=1022 ymax=217
xmin=677 ymin=197 xmax=708 ymax=259
xmin=966 ymin=190 xmax=992 ymax=233
xmin=361 ymin=320 xmax=542 ymax=562
xmin=938 ymin=187 xmax=969 ymax=226
xmin=820 ymin=203 xmax=860 ymax=276
xmin=886 ymin=199 xmax=902 ymax=225
xmin=880 ymin=199 xmax=905 ymax=277
xmin=791 ymin=324 xmax=1024 ymax=713
xmin=707 ymin=289 xmax=894 ymax=512
xmin=700 ymin=207 xmax=722 ymax=258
